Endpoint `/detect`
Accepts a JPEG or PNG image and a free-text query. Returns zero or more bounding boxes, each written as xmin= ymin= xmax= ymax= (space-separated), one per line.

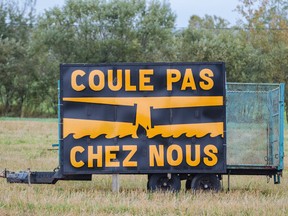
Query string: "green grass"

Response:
xmin=0 ymin=119 xmax=288 ymax=215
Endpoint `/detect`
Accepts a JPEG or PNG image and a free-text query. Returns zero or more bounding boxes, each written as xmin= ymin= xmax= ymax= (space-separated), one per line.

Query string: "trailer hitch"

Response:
xmin=1 ymin=169 xmax=58 ymax=184
xmin=1 ymin=168 xmax=92 ymax=184
xmin=6 ymin=170 xmax=30 ymax=184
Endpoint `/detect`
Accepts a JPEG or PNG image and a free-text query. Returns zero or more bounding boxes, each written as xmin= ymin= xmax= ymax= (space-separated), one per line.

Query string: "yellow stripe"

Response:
xmin=63 ymin=96 xmax=223 ymax=108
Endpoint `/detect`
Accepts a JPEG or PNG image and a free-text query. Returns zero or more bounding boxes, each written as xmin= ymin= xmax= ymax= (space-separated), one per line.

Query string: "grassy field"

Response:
xmin=0 ymin=119 xmax=288 ymax=215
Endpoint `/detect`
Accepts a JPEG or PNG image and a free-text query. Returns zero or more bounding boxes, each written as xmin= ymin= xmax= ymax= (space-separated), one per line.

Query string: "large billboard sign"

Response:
xmin=60 ymin=63 xmax=226 ymax=174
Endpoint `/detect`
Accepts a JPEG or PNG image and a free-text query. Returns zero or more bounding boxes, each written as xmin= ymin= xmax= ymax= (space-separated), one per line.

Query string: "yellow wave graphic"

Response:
xmin=148 ymin=122 xmax=224 ymax=138
xmin=63 ymin=118 xmax=137 ymax=139
xmin=63 ymin=118 xmax=224 ymax=139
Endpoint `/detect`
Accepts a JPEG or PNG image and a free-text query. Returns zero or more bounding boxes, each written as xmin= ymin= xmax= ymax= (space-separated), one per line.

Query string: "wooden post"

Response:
xmin=112 ymin=174 xmax=120 ymax=192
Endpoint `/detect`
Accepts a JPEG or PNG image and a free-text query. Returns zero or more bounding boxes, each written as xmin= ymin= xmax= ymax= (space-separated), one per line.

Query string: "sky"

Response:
xmin=35 ymin=0 xmax=241 ymax=27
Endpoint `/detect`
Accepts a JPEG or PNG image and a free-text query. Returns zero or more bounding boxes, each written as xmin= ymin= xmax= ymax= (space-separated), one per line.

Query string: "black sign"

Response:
xmin=60 ymin=62 xmax=226 ymax=174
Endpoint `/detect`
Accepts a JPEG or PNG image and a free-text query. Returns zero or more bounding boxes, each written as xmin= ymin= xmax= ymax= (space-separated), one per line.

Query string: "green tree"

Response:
xmin=0 ymin=0 xmax=36 ymax=116
xmin=31 ymin=0 xmax=176 ymax=115
xmin=136 ymin=0 xmax=176 ymax=61
xmin=177 ymin=13 xmax=280 ymax=85
xmin=236 ymin=0 xmax=288 ymax=119
xmin=34 ymin=0 xmax=176 ymax=62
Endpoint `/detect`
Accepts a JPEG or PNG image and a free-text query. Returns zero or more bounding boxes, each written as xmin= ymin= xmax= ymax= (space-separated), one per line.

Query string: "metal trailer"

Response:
xmin=1 ymin=63 xmax=285 ymax=192
xmin=225 ymin=83 xmax=285 ymax=187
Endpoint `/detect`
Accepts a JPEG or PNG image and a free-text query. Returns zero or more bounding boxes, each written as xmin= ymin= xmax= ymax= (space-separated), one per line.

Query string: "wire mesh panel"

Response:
xmin=227 ymin=83 xmax=281 ymax=167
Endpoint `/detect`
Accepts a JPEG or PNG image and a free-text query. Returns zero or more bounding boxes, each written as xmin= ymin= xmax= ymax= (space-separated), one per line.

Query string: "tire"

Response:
xmin=191 ymin=174 xmax=221 ymax=192
xmin=147 ymin=174 xmax=181 ymax=192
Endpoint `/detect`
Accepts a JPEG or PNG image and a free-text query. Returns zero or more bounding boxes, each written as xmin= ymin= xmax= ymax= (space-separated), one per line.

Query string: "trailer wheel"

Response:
xmin=191 ymin=174 xmax=221 ymax=192
xmin=148 ymin=174 xmax=181 ymax=192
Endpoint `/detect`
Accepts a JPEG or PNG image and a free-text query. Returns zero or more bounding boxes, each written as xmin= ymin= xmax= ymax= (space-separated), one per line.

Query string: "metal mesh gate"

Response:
xmin=226 ymin=83 xmax=283 ymax=167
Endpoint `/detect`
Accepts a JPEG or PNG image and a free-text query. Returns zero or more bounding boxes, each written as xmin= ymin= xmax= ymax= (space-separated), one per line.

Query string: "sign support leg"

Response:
xmin=112 ymin=174 xmax=120 ymax=192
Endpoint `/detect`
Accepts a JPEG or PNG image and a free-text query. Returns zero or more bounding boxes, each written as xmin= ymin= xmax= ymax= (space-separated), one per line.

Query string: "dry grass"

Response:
xmin=0 ymin=119 xmax=288 ymax=215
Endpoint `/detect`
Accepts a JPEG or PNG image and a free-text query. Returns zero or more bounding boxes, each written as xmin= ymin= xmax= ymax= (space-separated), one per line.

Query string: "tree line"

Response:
xmin=0 ymin=0 xmax=287 ymax=119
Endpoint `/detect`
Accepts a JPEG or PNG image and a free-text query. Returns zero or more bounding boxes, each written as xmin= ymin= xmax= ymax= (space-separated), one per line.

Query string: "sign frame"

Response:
xmin=60 ymin=62 xmax=226 ymax=175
